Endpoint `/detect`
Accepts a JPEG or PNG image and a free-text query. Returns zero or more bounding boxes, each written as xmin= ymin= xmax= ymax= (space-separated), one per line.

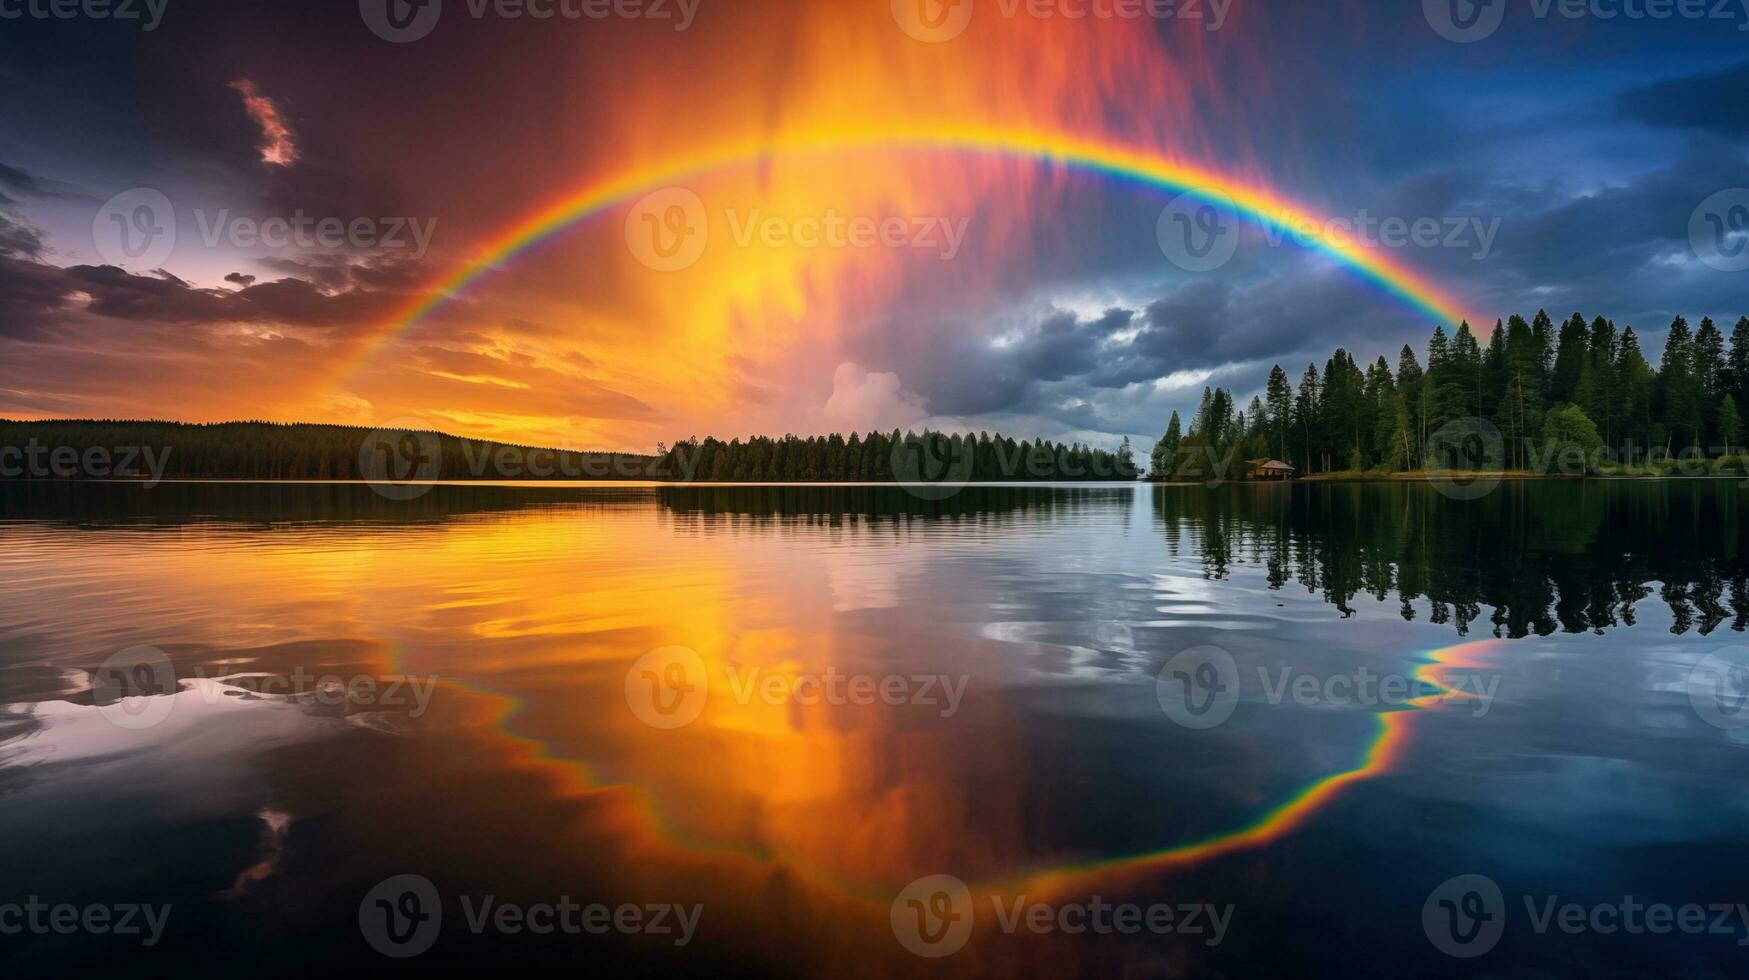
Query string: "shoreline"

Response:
xmin=1148 ymin=469 xmax=1749 ymax=485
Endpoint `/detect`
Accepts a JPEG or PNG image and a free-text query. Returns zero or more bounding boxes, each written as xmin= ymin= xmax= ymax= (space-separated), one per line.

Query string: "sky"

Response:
xmin=1 ymin=0 xmax=1746 ymax=452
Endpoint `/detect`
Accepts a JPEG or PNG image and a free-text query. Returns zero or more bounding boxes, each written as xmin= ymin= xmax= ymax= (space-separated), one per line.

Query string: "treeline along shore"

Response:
xmin=0 ymin=420 xmax=661 ymax=484
xmin=0 ymin=420 xmax=1139 ymax=484
xmin=1149 ymin=311 xmax=1749 ymax=480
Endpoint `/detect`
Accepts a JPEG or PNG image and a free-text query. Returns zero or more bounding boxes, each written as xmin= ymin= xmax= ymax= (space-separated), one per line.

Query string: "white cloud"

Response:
xmin=822 ymin=362 xmax=929 ymax=434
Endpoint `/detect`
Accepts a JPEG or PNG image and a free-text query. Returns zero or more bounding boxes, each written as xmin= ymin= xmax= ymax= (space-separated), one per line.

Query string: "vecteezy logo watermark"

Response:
xmin=1423 ymin=874 xmax=1749 ymax=957
xmin=1688 ymin=650 xmax=1749 ymax=730
xmin=359 ymin=0 xmax=444 ymax=41
xmin=891 ymin=0 xmax=976 ymax=42
xmin=890 ymin=875 xmax=976 ymax=957
xmin=889 ymin=875 xmax=1234 ymax=958
xmin=892 ymin=0 xmax=1232 ymax=42
xmin=1423 ymin=0 xmax=1508 ymax=41
xmin=359 ymin=0 xmax=700 ymax=42
xmin=93 ymin=188 xmax=176 ymax=269
xmin=1155 ymin=646 xmax=1240 ymax=729
xmin=359 ymin=421 xmax=444 ymax=501
xmin=623 ymin=646 xmax=969 ymax=729
xmin=1157 ymin=190 xmax=1240 ymax=273
xmin=360 ymin=874 xmax=444 ymax=957
xmin=624 ymin=646 xmax=711 ymax=729
xmin=193 ymin=210 xmax=437 ymax=259
xmin=0 ymin=898 xmax=172 ymax=946
xmin=1423 ymin=874 xmax=1507 ymax=957
xmin=91 ymin=645 xmax=178 ymax=730
xmin=0 ymin=440 xmax=173 ymax=486
xmin=625 ymin=187 xmax=709 ymax=272
xmin=1691 ymin=189 xmax=1749 ymax=273
xmin=359 ymin=875 xmax=704 ymax=957
xmin=0 ymin=0 xmax=169 ymax=30
xmin=1423 ymin=417 xmax=1506 ymax=501
xmin=889 ymin=416 xmax=978 ymax=501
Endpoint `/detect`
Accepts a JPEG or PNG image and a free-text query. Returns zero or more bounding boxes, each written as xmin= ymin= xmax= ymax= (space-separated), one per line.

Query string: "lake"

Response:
xmin=2 ymin=480 xmax=1746 ymax=977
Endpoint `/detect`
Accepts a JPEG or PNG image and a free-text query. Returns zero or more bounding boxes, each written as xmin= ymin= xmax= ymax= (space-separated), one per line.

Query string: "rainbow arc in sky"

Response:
xmin=348 ymin=123 xmax=1476 ymax=378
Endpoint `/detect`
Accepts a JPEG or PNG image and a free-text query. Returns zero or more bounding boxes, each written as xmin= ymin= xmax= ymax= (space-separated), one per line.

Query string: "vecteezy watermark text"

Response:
xmin=1157 ymin=191 xmax=1502 ymax=272
xmin=0 ymin=0 xmax=168 ymax=30
xmin=623 ymin=187 xmax=973 ymax=271
xmin=0 ymin=441 xmax=171 ymax=486
xmin=1154 ymin=646 xmax=1502 ymax=730
xmin=891 ymin=0 xmax=1232 ymax=43
xmin=889 ymin=874 xmax=1233 ymax=958
xmin=1424 ymin=0 xmax=1749 ymax=43
xmin=360 ymin=0 xmax=699 ymax=43
xmin=725 ymin=209 xmax=971 ymax=260
xmin=358 ymin=874 xmax=702 ymax=958
xmin=88 ymin=644 xmax=440 ymax=731
xmin=93 ymin=189 xmax=438 ymax=267
xmin=357 ymin=420 xmax=704 ymax=500
xmin=193 ymin=210 xmax=436 ymax=259
xmin=0 ymin=899 xmax=172 ymax=946
xmin=1424 ymin=874 xmax=1749 ymax=958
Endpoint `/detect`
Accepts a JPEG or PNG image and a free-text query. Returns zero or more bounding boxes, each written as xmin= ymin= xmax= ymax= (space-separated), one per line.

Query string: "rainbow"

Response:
xmin=438 ymin=630 xmax=1504 ymax=904
xmin=348 ymin=124 xmax=1474 ymax=376
xmin=1004 ymin=637 xmax=1506 ymax=899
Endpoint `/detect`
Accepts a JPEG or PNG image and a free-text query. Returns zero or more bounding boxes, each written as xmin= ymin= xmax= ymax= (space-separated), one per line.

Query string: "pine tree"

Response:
xmin=1501 ymin=314 xmax=1546 ymax=469
xmin=1482 ymin=320 xmax=1508 ymax=426
xmin=1424 ymin=325 xmax=1460 ymax=437
xmin=1451 ymin=322 xmax=1483 ymax=417
xmin=1150 ymin=412 xmax=1183 ymax=478
xmin=1617 ymin=327 xmax=1657 ymax=461
xmin=1397 ymin=345 xmax=1425 ymax=461
xmin=1531 ymin=309 xmax=1557 ymax=379
xmin=1695 ymin=316 xmax=1726 ymax=400
xmin=1295 ymin=364 xmax=1322 ymax=473
xmin=1729 ymin=316 xmax=1749 ymax=413
xmin=1550 ymin=312 xmax=1589 ymax=404
xmin=1719 ymin=395 xmax=1743 ymax=457
xmin=1265 ymin=365 xmax=1293 ymax=460
xmin=1659 ymin=315 xmax=1702 ymax=450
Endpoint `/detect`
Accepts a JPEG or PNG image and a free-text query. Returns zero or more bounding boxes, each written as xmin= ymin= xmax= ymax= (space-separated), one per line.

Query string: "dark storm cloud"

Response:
xmin=1013 ymin=307 xmax=1134 ymax=383
xmin=0 ymin=252 xmax=420 ymax=334
xmin=1461 ymin=141 xmax=1749 ymax=324
xmin=0 ymin=213 xmax=46 ymax=260
xmin=0 ymin=162 xmax=48 ymax=207
xmin=0 ymin=256 xmax=74 ymax=339
xmin=1618 ymin=61 xmax=1749 ymax=136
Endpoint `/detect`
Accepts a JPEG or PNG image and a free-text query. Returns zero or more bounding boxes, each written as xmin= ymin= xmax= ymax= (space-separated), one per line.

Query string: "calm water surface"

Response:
xmin=1 ymin=481 xmax=1746 ymax=977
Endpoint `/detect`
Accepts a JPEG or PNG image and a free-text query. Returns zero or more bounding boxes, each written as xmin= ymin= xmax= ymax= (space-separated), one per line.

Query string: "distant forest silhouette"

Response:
xmin=1151 ymin=312 xmax=1749 ymax=478
xmin=0 ymin=420 xmax=1138 ymax=484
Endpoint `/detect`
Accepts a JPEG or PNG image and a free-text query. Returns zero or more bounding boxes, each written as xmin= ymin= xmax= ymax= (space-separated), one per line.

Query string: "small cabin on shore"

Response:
xmin=1254 ymin=459 xmax=1296 ymax=480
